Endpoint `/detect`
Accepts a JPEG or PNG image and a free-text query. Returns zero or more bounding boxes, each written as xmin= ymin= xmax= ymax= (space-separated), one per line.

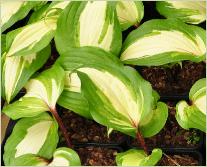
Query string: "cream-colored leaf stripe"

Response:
xmin=15 ymin=121 xmax=52 ymax=158
xmin=79 ymin=1 xmax=113 ymax=51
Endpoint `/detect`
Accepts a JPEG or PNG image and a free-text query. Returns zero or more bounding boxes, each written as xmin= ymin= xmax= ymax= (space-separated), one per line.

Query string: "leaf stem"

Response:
xmin=136 ymin=131 xmax=148 ymax=155
xmin=51 ymin=107 xmax=73 ymax=148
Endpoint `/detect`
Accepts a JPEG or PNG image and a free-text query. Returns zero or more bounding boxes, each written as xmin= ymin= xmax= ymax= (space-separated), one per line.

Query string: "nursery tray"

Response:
xmin=126 ymin=132 xmax=204 ymax=151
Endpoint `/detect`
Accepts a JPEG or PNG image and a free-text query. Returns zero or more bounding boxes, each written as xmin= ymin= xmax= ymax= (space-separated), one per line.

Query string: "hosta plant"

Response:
xmin=3 ymin=113 xmax=81 ymax=166
xmin=156 ymin=1 xmax=206 ymax=24
xmin=55 ymin=1 xmax=122 ymax=56
xmin=2 ymin=64 xmax=72 ymax=148
xmin=1 ymin=1 xmax=46 ymax=32
xmin=120 ymin=19 xmax=206 ymax=66
xmin=72 ymin=52 xmax=168 ymax=153
xmin=116 ymin=1 xmax=144 ymax=31
xmin=57 ymin=47 xmax=123 ymax=119
xmin=176 ymin=78 xmax=206 ymax=132
xmin=116 ymin=148 xmax=162 ymax=166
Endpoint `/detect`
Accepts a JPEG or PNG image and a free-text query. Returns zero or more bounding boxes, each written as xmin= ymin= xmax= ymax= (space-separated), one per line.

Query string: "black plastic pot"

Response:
xmin=160 ymin=149 xmax=204 ymax=166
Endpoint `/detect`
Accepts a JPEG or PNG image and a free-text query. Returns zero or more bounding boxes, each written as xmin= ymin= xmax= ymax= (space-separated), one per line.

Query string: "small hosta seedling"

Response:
xmin=55 ymin=1 xmax=122 ymax=56
xmin=120 ymin=19 xmax=206 ymax=66
xmin=3 ymin=113 xmax=59 ymax=166
xmin=156 ymin=1 xmax=206 ymax=24
xmin=116 ymin=1 xmax=144 ymax=31
xmin=3 ymin=64 xmax=73 ymax=148
xmin=11 ymin=148 xmax=81 ymax=166
xmin=75 ymin=52 xmax=168 ymax=153
xmin=116 ymin=148 xmax=162 ymax=166
xmin=1 ymin=1 xmax=45 ymax=32
xmin=176 ymin=78 xmax=206 ymax=132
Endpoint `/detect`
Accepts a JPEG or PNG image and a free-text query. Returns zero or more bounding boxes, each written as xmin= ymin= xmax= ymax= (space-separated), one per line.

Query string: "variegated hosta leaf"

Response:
xmin=57 ymin=47 xmax=123 ymax=119
xmin=1 ymin=45 xmax=51 ymax=103
xmin=156 ymin=1 xmax=206 ymax=24
xmin=2 ymin=64 xmax=65 ymax=120
xmin=77 ymin=63 xmax=168 ymax=137
xmin=11 ymin=148 xmax=81 ymax=166
xmin=1 ymin=1 xmax=43 ymax=32
xmin=120 ymin=19 xmax=206 ymax=66
xmin=189 ymin=78 xmax=206 ymax=113
xmin=116 ymin=148 xmax=162 ymax=166
xmin=3 ymin=113 xmax=59 ymax=166
xmin=28 ymin=1 xmax=71 ymax=24
xmin=176 ymin=78 xmax=206 ymax=132
xmin=116 ymin=1 xmax=144 ymax=31
xmin=55 ymin=1 xmax=122 ymax=56
xmin=5 ymin=17 xmax=57 ymax=57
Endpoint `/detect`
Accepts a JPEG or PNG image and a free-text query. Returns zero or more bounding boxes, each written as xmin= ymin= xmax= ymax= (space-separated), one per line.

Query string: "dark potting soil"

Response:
xmin=139 ymin=61 xmax=206 ymax=95
xmin=60 ymin=110 xmax=126 ymax=144
xmin=159 ymin=154 xmax=199 ymax=166
xmin=75 ymin=146 xmax=117 ymax=166
xmin=130 ymin=101 xmax=201 ymax=148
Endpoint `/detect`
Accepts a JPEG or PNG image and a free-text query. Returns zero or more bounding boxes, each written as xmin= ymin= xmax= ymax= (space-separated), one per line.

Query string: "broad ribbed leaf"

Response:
xmin=120 ymin=19 xmax=206 ymax=66
xmin=5 ymin=17 xmax=56 ymax=57
xmin=156 ymin=1 xmax=206 ymax=24
xmin=55 ymin=1 xmax=122 ymax=56
xmin=3 ymin=64 xmax=65 ymax=119
xmin=1 ymin=45 xmax=50 ymax=103
xmin=116 ymin=148 xmax=162 ymax=166
xmin=176 ymin=78 xmax=206 ymax=132
xmin=77 ymin=63 xmax=168 ymax=137
xmin=57 ymin=47 xmax=123 ymax=119
xmin=1 ymin=1 xmax=43 ymax=32
xmin=3 ymin=113 xmax=59 ymax=166
xmin=116 ymin=1 xmax=144 ymax=31
xmin=11 ymin=148 xmax=81 ymax=166
xmin=28 ymin=1 xmax=71 ymax=24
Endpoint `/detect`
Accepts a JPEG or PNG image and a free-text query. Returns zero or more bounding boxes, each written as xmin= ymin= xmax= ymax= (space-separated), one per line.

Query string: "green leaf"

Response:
xmin=77 ymin=63 xmax=167 ymax=137
xmin=11 ymin=147 xmax=81 ymax=166
xmin=1 ymin=45 xmax=51 ymax=103
xmin=57 ymin=47 xmax=123 ymax=119
xmin=120 ymin=19 xmax=206 ymax=66
xmin=28 ymin=1 xmax=71 ymax=24
xmin=55 ymin=1 xmax=122 ymax=56
xmin=156 ymin=1 xmax=206 ymax=24
xmin=48 ymin=147 xmax=81 ymax=166
xmin=140 ymin=102 xmax=168 ymax=137
xmin=2 ymin=64 xmax=65 ymax=119
xmin=116 ymin=1 xmax=144 ymax=31
xmin=176 ymin=101 xmax=206 ymax=132
xmin=1 ymin=34 xmax=6 ymax=54
xmin=1 ymin=1 xmax=42 ymax=32
xmin=116 ymin=148 xmax=162 ymax=166
xmin=3 ymin=113 xmax=59 ymax=166
xmin=5 ymin=17 xmax=56 ymax=57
